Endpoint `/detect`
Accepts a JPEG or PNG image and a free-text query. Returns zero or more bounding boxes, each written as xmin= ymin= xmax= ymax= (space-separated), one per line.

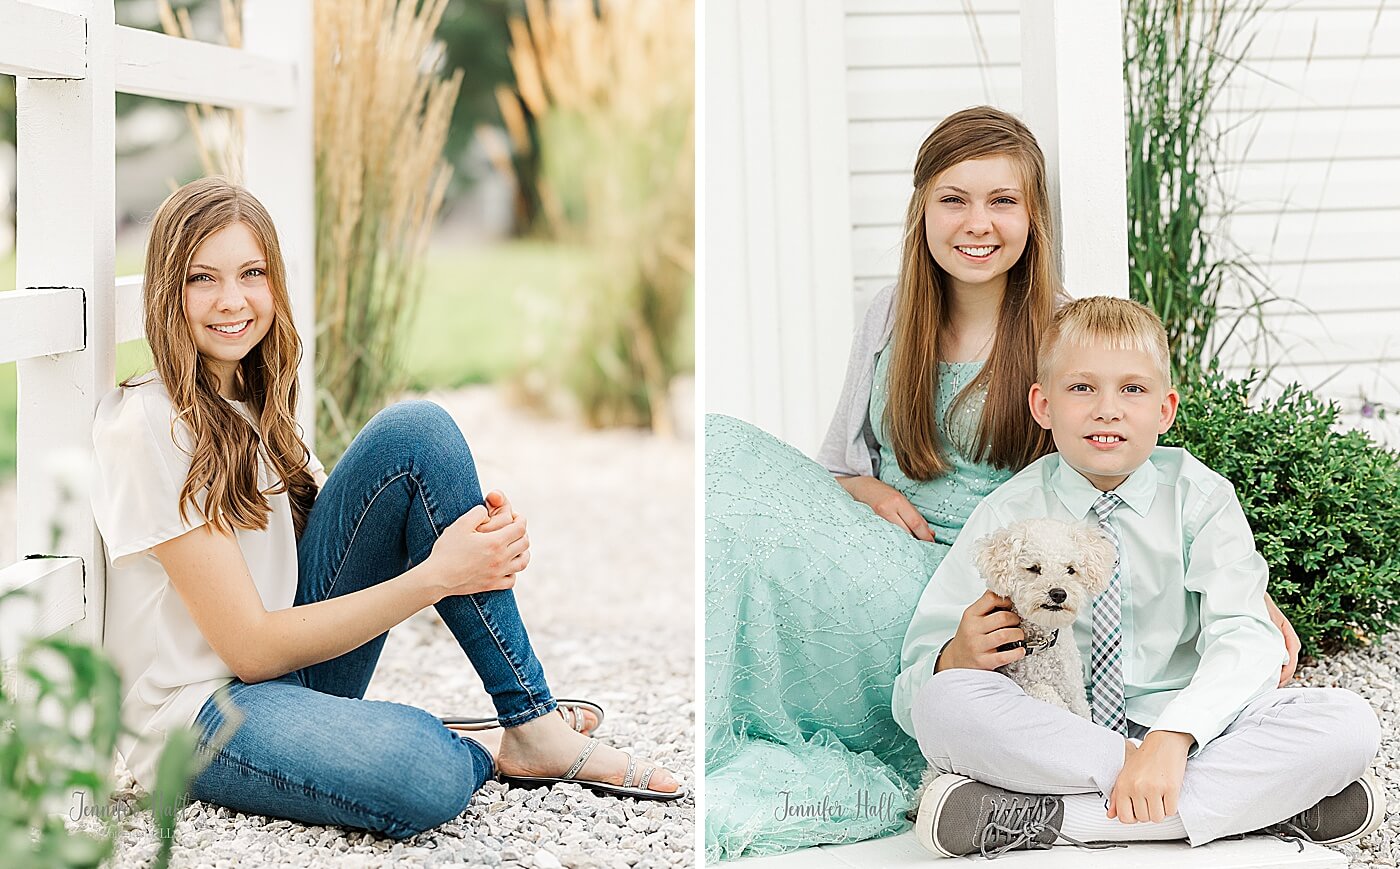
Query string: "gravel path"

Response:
xmin=1295 ymin=636 xmax=1400 ymax=867
xmin=26 ymin=385 xmax=695 ymax=868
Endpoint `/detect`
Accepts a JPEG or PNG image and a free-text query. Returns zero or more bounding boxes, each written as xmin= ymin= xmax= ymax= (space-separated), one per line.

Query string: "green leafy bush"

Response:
xmin=1163 ymin=368 xmax=1400 ymax=654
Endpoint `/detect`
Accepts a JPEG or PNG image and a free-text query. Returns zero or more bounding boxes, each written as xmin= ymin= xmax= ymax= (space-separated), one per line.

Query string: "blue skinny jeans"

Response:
xmin=187 ymin=400 xmax=557 ymax=838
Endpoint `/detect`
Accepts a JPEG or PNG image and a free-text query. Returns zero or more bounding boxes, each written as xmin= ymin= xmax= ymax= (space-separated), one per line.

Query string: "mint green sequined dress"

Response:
xmin=705 ymin=350 xmax=1013 ymax=861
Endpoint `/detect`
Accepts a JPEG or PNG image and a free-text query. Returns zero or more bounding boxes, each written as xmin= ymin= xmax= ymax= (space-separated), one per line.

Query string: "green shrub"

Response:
xmin=1163 ymin=367 xmax=1400 ymax=655
xmin=500 ymin=0 xmax=694 ymax=434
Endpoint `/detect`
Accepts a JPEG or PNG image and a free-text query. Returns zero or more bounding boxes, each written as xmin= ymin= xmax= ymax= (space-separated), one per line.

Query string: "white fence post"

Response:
xmin=1 ymin=0 xmax=314 ymax=659
xmin=704 ymin=0 xmax=855 ymax=455
xmin=243 ymin=0 xmax=317 ymax=446
xmin=13 ymin=0 xmax=116 ymax=649
xmin=1020 ymin=0 xmax=1129 ymax=299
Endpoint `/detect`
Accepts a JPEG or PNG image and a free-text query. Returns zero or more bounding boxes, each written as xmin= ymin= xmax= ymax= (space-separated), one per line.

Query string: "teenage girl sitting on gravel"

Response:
xmin=90 ymin=176 xmax=684 ymax=840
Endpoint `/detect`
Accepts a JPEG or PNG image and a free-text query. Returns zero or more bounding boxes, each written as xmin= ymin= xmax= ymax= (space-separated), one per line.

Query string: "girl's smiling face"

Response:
xmin=924 ymin=155 xmax=1031 ymax=295
xmin=184 ymin=221 xmax=275 ymax=398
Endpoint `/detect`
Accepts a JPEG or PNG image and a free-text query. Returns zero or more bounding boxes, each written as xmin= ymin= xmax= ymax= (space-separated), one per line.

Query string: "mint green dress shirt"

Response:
xmin=894 ymin=447 xmax=1285 ymax=751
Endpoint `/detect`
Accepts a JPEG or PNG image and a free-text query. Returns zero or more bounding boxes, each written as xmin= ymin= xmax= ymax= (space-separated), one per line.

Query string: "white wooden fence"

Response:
xmin=0 ymin=0 xmax=314 ymax=660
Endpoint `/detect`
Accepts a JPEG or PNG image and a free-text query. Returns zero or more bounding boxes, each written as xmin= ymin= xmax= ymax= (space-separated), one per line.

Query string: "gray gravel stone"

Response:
xmin=1293 ymin=636 xmax=1400 ymax=867
xmin=40 ymin=385 xmax=694 ymax=867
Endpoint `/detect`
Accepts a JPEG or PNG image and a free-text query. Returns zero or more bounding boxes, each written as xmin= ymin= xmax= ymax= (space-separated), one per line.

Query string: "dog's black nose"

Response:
xmin=1048 ymin=588 xmax=1067 ymax=604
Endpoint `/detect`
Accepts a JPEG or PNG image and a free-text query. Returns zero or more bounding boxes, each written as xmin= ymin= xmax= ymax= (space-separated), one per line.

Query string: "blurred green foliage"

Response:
xmin=0 ymin=588 xmax=213 ymax=869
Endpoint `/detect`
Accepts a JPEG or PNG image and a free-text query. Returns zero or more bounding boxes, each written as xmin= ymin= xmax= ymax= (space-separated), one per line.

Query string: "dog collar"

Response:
xmin=998 ymin=628 xmax=1060 ymax=657
xmin=1022 ymin=628 xmax=1060 ymax=657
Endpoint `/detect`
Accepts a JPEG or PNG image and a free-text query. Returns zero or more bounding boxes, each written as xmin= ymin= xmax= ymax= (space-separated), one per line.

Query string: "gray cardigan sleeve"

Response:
xmin=815 ymin=284 xmax=898 ymax=478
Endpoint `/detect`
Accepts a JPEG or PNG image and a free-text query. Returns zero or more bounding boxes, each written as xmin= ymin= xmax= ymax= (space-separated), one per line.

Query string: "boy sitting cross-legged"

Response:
xmin=894 ymin=296 xmax=1383 ymax=859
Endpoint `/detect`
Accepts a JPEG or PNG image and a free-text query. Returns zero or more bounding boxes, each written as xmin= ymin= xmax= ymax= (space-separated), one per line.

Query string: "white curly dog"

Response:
xmin=972 ymin=517 xmax=1118 ymax=717
xmin=912 ymin=518 xmax=1118 ymax=804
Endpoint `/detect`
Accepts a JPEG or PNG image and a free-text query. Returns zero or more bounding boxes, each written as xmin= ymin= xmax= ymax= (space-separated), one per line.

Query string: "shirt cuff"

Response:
xmin=1146 ymin=713 xmax=1219 ymax=756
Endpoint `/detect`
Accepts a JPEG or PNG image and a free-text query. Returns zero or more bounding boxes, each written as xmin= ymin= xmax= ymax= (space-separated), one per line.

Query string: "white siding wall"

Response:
xmin=711 ymin=0 xmax=1400 ymax=447
xmin=1210 ymin=3 xmax=1400 ymax=444
xmin=845 ymin=0 xmax=1400 ymax=444
xmin=704 ymin=0 xmax=857 ymax=457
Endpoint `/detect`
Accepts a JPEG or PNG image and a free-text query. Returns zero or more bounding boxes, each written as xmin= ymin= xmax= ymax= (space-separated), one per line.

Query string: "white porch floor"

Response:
xmin=720 ymin=830 xmax=1345 ymax=868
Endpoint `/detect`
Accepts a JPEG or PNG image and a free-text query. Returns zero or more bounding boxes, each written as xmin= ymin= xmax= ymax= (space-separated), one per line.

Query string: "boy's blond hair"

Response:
xmin=1037 ymin=296 xmax=1172 ymax=386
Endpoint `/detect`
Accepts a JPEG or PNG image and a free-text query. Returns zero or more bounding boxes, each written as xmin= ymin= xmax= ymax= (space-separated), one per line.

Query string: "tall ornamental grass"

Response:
xmin=1123 ymin=0 xmax=1270 ymax=383
xmin=499 ymin=0 xmax=694 ymax=434
xmin=314 ymin=0 xmax=462 ymax=460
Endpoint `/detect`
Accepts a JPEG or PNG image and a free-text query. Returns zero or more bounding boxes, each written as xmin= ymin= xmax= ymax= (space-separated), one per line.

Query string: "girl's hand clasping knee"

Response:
xmin=425 ymin=489 xmax=530 ymax=598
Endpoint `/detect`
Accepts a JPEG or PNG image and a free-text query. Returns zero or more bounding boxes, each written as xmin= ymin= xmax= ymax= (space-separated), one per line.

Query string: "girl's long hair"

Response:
xmin=885 ymin=106 xmax=1065 ymax=479
xmin=123 ymin=176 xmax=318 ymax=539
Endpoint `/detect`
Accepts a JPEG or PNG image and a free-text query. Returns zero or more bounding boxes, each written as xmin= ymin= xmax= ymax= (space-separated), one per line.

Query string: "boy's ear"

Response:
xmin=1158 ymin=387 xmax=1180 ymax=434
xmin=1028 ymin=383 xmax=1053 ymax=431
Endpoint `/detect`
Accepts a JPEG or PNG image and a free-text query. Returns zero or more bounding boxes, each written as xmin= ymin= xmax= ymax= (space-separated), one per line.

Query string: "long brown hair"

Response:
xmin=123 ymin=176 xmax=318 ymax=538
xmin=885 ymin=106 xmax=1064 ymax=479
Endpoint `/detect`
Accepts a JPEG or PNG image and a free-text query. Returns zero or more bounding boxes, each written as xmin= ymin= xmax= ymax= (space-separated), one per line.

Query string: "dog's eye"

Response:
xmin=1067 ymin=566 xmax=1076 ymax=575
xmin=1026 ymin=564 xmax=1042 ymax=575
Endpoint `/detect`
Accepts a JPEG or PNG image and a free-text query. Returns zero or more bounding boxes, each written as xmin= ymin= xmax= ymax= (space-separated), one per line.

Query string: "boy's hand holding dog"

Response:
xmin=935 ymin=590 xmax=1028 ymax=672
xmin=1109 ymin=730 xmax=1193 ymax=824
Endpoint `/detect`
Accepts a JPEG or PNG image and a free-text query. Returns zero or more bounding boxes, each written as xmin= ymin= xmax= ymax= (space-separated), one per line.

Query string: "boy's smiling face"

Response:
xmin=1029 ymin=342 xmax=1179 ymax=492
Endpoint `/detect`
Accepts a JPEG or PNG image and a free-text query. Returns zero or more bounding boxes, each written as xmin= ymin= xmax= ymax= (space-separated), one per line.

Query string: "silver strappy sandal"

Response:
xmin=498 ymin=737 xmax=688 ymax=802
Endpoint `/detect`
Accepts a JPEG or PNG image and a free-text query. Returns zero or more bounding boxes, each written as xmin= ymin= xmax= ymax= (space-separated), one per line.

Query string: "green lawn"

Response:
xmin=0 ymin=240 xmax=590 ymax=478
xmin=402 ymin=240 xmax=588 ymax=389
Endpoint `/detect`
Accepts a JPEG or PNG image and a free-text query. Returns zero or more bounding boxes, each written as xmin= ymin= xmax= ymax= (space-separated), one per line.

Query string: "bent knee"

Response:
xmin=366 ymin=401 xmax=471 ymax=465
xmin=364 ymin=751 xmax=478 ymax=838
xmin=1316 ymin=688 xmax=1380 ymax=774
xmin=359 ymin=708 xmax=485 ymax=838
xmin=912 ymin=668 xmax=1011 ymax=752
xmin=371 ymin=400 xmax=457 ymax=440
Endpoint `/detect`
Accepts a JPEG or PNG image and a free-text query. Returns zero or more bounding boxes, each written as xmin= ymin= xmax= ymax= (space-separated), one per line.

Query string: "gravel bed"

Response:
xmin=1295 ymin=635 xmax=1400 ymax=867
xmin=26 ymin=385 xmax=695 ymax=868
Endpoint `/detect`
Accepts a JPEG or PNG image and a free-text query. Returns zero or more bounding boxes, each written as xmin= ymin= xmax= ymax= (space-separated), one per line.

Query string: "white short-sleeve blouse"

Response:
xmin=90 ymin=376 xmax=321 ymax=788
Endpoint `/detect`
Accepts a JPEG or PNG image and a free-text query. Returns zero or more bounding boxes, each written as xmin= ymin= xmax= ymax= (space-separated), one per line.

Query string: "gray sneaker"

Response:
xmin=1265 ymin=771 xmax=1385 ymax=846
xmin=914 ymin=774 xmax=1067 ymax=859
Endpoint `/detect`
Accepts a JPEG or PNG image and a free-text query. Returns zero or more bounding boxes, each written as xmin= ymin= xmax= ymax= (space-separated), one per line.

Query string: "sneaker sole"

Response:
xmin=914 ymin=773 xmax=976 ymax=858
xmin=1314 ymin=770 xmax=1386 ymax=845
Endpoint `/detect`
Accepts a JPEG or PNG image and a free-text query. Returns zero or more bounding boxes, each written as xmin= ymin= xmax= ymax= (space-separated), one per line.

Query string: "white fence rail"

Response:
xmin=0 ymin=0 xmax=315 ymax=661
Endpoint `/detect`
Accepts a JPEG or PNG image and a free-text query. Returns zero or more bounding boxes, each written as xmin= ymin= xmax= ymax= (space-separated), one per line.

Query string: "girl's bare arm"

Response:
xmin=154 ymin=525 xmax=442 ymax=683
xmin=152 ymin=498 xmax=526 ymax=683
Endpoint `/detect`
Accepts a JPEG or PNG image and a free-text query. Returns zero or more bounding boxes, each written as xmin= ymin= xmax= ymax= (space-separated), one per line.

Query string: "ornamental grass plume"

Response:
xmin=158 ymin=0 xmax=245 ymax=181
xmin=1122 ymin=0 xmax=1274 ymax=384
xmin=498 ymin=0 xmax=694 ymax=434
xmin=313 ymin=0 xmax=462 ymax=460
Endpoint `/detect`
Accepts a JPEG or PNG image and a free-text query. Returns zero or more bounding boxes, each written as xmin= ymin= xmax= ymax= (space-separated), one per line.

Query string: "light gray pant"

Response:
xmin=911 ymin=668 xmax=1380 ymax=845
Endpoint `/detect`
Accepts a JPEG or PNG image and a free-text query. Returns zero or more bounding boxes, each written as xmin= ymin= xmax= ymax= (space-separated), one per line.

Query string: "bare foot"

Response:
xmin=497 ymin=711 xmax=680 ymax=795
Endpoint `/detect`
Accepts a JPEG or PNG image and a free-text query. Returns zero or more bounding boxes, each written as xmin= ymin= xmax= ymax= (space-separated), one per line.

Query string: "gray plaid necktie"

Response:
xmin=1089 ymin=491 xmax=1127 ymax=734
